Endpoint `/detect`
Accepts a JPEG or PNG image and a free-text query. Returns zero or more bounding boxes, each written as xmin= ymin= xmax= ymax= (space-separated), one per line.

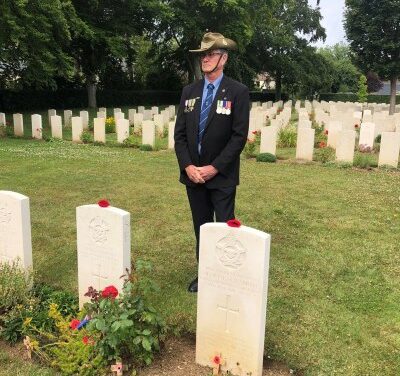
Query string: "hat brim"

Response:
xmin=189 ymin=38 xmax=237 ymax=53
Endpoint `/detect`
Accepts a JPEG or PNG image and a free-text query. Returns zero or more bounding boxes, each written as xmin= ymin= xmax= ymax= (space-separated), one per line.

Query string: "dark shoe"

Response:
xmin=188 ymin=277 xmax=198 ymax=293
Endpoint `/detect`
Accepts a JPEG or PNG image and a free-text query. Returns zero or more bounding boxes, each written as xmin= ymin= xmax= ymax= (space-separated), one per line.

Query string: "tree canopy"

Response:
xmin=0 ymin=0 xmax=361 ymax=106
xmin=344 ymin=0 xmax=400 ymax=113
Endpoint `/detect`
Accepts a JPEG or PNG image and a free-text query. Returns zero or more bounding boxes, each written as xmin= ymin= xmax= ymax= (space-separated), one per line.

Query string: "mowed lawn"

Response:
xmin=0 ymin=137 xmax=399 ymax=375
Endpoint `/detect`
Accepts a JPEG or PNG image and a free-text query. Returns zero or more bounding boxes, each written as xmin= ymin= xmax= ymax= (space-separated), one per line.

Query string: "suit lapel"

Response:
xmin=193 ymin=79 xmax=204 ymax=135
xmin=203 ymin=75 xmax=228 ymax=133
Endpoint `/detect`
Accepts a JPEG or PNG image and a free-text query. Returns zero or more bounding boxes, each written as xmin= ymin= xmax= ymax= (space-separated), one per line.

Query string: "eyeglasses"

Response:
xmin=200 ymin=52 xmax=223 ymax=60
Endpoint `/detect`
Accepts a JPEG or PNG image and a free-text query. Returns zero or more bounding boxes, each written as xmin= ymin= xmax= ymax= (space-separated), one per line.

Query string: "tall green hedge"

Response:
xmin=319 ymin=93 xmax=400 ymax=104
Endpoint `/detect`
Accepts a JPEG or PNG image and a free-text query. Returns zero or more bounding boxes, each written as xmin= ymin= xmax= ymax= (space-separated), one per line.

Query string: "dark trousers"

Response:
xmin=186 ymin=185 xmax=236 ymax=261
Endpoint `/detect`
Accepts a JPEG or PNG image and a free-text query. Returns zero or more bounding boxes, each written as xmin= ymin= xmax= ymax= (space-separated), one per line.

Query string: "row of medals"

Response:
xmin=216 ymin=100 xmax=231 ymax=115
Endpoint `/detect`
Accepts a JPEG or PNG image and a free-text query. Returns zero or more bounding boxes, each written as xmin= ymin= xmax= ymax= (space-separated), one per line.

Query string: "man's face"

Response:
xmin=200 ymin=50 xmax=227 ymax=73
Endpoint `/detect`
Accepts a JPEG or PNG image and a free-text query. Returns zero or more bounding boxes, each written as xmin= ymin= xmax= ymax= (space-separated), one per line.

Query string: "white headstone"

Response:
xmin=48 ymin=109 xmax=56 ymax=124
xmin=298 ymin=119 xmax=312 ymax=128
xmin=143 ymin=109 xmax=153 ymax=121
xmin=128 ymin=109 xmax=136 ymax=125
xmin=142 ymin=120 xmax=155 ymax=147
xmin=114 ymin=108 xmax=122 ymax=116
xmin=72 ymin=117 xmax=83 ymax=142
xmin=336 ymin=130 xmax=356 ymax=163
xmin=260 ymin=126 xmax=278 ymax=155
xmin=153 ymin=114 xmax=165 ymax=135
xmin=378 ymin=132 xmax=400 ymax=168
xmin=64 ymin=110 xmax=72 ymax=127
xmin=138 ymin=106 xmax=145 ymax=114
xmin=99 ymin=107 xmax=107 ymax=115
xmin=196 ymin=222 xmax=271 ymax=376
xmin=80 ymin=111 xmax=89 ymax=130
xmin=51 ymin=115 xmax=63 ymax=139
xmin=94 ymin=118 xmax=106 ymax=143
xmin=0 ymin=113 xmax=6 ymax=127
xmin=0 ymin=191 xmax=32 ymax=269
xmin=31 ymin=114 xmax=42 ymax=140
xmin=97 ymin=111 xmax=106 ymax=119
xmin=359 ymin=122 xmax=376 ymax=149
xmin=327 ymin=121 xmax=343 ymax=149
xmin=151 ymin=106 xmax=159 ymax=115
xmin=76 ymin=204 xmax=130 ymax=307
xmin=13 ymin=113 xmax=24 ymax=137
xmin=168 ymin=121 xmax=175 ymax=149
xmin=116 ymin=119 xmax=130 ymax=143
xmin=133 ymin=113 xmax=144 ymax=134
xmin=296 ymin=128 xmax=315 ymax=161
xmin=115 ymin=112 xmax=125 ymax=121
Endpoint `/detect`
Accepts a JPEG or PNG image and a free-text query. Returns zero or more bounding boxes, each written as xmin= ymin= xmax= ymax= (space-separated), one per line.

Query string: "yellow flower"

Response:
xmin=23 ymin=317 xmax=33 ymax=327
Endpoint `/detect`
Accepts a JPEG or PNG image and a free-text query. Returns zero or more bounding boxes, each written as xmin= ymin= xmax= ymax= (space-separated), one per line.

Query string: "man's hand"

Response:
xmin=197 ymin=165 xmax=218 ymax=181
xmin=185 ymin=165 xmax=205 ymax=184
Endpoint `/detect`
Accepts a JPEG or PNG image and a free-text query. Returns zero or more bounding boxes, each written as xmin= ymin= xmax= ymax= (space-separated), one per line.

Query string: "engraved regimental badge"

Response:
xmin=184 ymin=97 xmax=200 ymax=113
xmin=216 ymin=100 xmax=232 ymax=115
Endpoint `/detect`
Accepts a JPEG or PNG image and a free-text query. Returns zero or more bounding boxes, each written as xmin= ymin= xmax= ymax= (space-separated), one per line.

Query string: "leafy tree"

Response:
xmin=249 ymin=0 xmax=326 ymax=99
xmin=0 ymin=0 xmax=80 ymax=89
xmin=366 ymin=71 xmax=383 ymax=93
xmin=357 ymin=74 xmax=368 ymax=102
xmin=158 ymin=0 xmax=254 ymax=83
xmin=70 ymin=0 xmax=160 ymax=107
xmin=317 ymin=43 xmax=360 ymax=93
xmin=344 ymin=0 xmax=400 ymax=114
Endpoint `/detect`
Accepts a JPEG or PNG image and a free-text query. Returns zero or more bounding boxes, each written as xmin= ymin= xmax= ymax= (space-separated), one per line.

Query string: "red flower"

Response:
xmin=354 ymin=124 xmax=359 ymax=128
xmin=213 ymin=355 xmax=222 ymax=365
xmin=69 ymin=319 xmax=80 ymax=330
xmin=319 ymin=141 xmax=326 ymax=148
xmin=82 ymin=336 xmax=93 ymax=345
xmin=101 ymin=285 xmax=119 ymax=299
xmin=247 ymin=138 xmax=254 ymax=143
xmin=324 ymin=129 xmax=328 ymax=135
xmin=98 ymin=199 xmax=110 ymax=208
xmin=252 ymin=130 xmax=258 ymax=135
xmin=227 ymin=219 xmax=241 ymax=228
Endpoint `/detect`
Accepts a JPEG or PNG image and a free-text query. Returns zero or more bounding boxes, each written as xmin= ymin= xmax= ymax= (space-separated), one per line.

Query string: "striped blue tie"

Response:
xmin=198 ymin=83 xmax=215 ymax=153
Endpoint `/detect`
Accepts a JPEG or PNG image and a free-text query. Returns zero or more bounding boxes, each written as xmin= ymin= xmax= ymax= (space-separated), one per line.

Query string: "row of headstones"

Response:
xmin=0 ymin=189 xmax=271 ymax=376
xmin=1 ymin=109 xmax=177 ymax=148
xmin=259 ymin=125 xmax=400 ymax=167
xmin=0 ymin=105 xmax=176 ymax=136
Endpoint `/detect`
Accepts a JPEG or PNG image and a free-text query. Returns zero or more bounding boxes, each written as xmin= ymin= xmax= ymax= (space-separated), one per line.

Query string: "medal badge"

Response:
xmin=216 ymin=100 xmax=222 ymax=114
xmin=226 ymin=101 xmax=231 ymax=115
xmin=221 ymin=100 xmax=226 ymax=115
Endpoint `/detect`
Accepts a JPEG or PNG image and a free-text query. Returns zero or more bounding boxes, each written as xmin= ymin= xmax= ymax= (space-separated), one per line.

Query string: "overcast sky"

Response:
xmin=308 ymin=0 xmax=347 ymax=46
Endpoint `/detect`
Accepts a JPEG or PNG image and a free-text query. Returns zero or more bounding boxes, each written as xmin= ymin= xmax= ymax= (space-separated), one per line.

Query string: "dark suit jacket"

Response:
xmin=174 ymin=75 xmax=250 ymax=188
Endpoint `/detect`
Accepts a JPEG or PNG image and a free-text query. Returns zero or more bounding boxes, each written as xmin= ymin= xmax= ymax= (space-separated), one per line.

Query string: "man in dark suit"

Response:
xmin=174 ymin=32 xmax=250 ymax=293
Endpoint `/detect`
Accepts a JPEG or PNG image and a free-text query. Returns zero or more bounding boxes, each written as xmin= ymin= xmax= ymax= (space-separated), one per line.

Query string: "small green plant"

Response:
xmin=140 ymin=144 xmax=153 ymax=151
xmin=0 ymin=261 xmax=33 ymax=315
xmin=81 ymin=130 xmax=93 ymax=144
xmin=278 ymin=126 xmax=297 ymax=148
xmin=375 ymin=134 xmax=381 ymax=143
xmin=314 ymin=146 xmax=335 ymax=164
xmin=123 ymin=135 xmax=140 ymax=148
xmin=84 ymin=260 xmax=166 ymax=368
xmin=357 ymin=74 xmax=368 ymax=103
xmin=256 ymin=152 xmax=277 ymax=163
xmin=0 ymin=125 xmax=6 ymax=138
xmin=105 ymin=117 xmax=116 ymax=133
xmin=354 ymin=153 xmax=377 ymax=169
xmin=242 ymin=139 xmax=256 ymax=158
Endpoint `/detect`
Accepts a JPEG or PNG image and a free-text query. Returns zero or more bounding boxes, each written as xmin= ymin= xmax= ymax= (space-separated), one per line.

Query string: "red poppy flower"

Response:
xmin=227 ymin=219 xmax=241 ymax=228
xmin=82 ymin=336 xmax=93 ymax=345
xmin=319 ymin=141 xmax=326 ymax=148
xmin=324 ymin=130 xmax=328 ymax=135
xmin=252 ymin=130 xmax=258 ymax=135
xmin=98 ymin=199 xmax=110 ymax=208
xmin=69 ymin=319 xmax=80 ymax=330
xmin=354 ymin=124 xmax=359 ymax=128
xmin=213 ymin=355 xmax=222 ymax=365
xmin=101 ymin=285 xmax=119 ymax=299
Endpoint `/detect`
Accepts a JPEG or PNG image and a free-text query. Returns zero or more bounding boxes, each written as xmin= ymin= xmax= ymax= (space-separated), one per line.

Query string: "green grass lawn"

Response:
xmin=0 ymin=136 xmax=399 ymax=375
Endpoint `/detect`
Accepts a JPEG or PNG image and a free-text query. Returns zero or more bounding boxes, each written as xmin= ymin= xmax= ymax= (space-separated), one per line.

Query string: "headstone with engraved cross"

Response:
xmin=0 ymin=191 xmax=33 ymax=269
xmin=76 ymin=203 xmax=131 ymax=307
xmin=196 ymin=222 xmax=271 ymax=376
